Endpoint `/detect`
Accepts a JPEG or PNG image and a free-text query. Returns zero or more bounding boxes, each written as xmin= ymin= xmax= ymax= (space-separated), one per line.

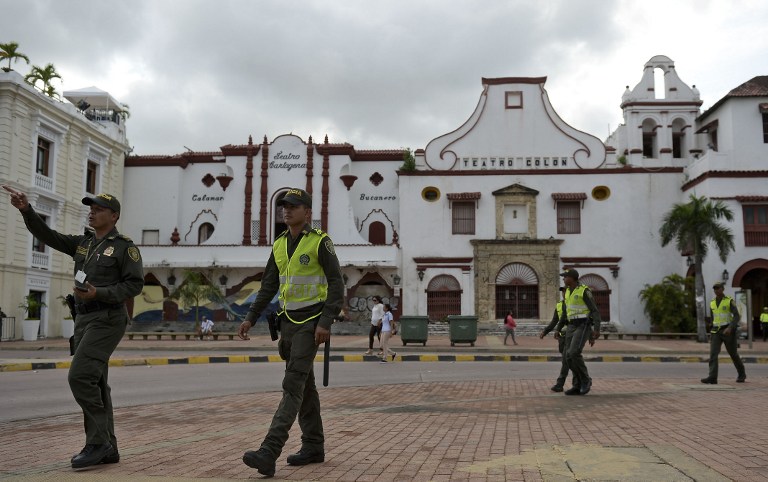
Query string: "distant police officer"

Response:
xmin=554 ymin=269 xmax=601 ymax=395
xmin=701 ymin=282 xmax=746 ymax=384
xmin=760 ymin=307 xmax=768 ymax=342
xmin=539 ymin=287 xmax=572 ymax=392
xmin=238 ymin=188 xmax=343 ymax=477
xmin=3 ymin=186 xmax=144 ymax=468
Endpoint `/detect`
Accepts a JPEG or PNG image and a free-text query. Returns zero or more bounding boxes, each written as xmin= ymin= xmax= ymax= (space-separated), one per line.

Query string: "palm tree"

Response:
xmin=168 ymin=270 xmax=225 ymax=324
xmin=659 ymin=195 xmax=735 ymax=342
xmin=0 ymin=41 xmax=30 ymax=72
xmin=24 ymin=63 xmax=62 ymax=97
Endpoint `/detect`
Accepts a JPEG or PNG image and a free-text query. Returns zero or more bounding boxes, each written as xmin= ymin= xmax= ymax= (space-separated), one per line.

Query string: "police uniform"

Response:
xmin=20 ymin=193 xmax=143 ymax=465
xmin=703 ymin=283 xmax=746 ymax=383
xmin=555 ymin=270 xmax=601 ymax=395
xmin=541 ymin=298 xmax=571 ymax=391
xmin=243 ymin=213 xmax=343 ymax=472
xmin=760 ymin=308 xmax=768 ymax=342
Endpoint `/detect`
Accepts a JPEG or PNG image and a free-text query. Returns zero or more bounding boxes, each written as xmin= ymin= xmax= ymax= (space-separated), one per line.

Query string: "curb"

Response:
xmin=3 ymin=354 xmax=768 ymax=372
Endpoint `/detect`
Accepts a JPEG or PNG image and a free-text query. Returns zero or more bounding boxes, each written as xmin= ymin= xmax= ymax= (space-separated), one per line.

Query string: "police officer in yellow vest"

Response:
xmin=701 ymin=282 xmax=746 ymax=384
xmin=238 ymin=188 xmax=343 ymax=477
xmin=760 ymin=307 xmax=768 ymax=342
xmin=539 ymin=287 xmax=572 ymax=392
xmin=554 ymin=269 xmax=601 ymax=395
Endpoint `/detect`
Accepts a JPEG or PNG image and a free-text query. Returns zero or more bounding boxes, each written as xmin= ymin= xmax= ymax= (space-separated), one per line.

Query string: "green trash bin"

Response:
xmin=398 ymin=316 xmax=429 ymax=346
xmin=447 ymin=315 xmax=478 ymax=346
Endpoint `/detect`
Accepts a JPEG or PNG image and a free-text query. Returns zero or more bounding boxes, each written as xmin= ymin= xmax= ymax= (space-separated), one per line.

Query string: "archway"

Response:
xmin=495 ymin=263 xmax=539 ymax=319
xmin=732 ymin=259 xmax=768 ymax=336
xmin=580 ymin=273 xmax=611 ymax=321
xmin=426 ymin=275 xmax=462 ymax=321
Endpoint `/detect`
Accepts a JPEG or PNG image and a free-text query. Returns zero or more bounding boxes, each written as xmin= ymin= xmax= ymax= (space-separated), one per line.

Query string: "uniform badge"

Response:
xmin=128 ymin=247 xmax=141 ymax=262
xmin=324 ymin=239 xmax=336 ymax=256
xmin=299 ymin=254 xmax=310 ymax=265
xmin=103 ymin=246 xmax=115 ymax=257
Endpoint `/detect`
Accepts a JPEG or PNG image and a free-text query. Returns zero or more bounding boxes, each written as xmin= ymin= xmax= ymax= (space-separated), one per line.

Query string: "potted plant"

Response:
xmin=57 ymin=295 xmax=75 ymax=339
xmin=18 ymin=294 xmax=46 ymax=341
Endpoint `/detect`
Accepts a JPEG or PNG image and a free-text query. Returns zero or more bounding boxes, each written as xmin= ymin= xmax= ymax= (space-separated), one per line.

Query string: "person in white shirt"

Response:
xmin=379 ymin=304 xmax=397 ymax=363
xmin=198 ymin=316 xmax=214 ymax=341
xmin=365 ymin=296 xmax=384 ymax=355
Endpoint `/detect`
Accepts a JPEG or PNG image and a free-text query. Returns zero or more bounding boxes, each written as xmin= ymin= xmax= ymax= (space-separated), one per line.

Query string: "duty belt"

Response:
xmin=569 ymin=316 xmax=589 ymax=326
xmin=75 ymin=300 xmax=124 ymax=315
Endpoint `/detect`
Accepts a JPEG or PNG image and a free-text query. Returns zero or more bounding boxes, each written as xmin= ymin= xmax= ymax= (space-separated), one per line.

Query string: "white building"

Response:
xmin=0 ymin=71 xmax=129 ymax=339
xmin=115 ymin=55 xmax=768 ymax=331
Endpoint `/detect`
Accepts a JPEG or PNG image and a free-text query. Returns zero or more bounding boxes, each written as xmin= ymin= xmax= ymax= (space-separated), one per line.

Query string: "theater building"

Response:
xmin=116 ymin=55 xmax=768 ymax=331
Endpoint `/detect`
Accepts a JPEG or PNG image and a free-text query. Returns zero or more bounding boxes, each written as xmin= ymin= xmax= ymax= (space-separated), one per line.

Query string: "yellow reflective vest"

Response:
xmin=273 ymin=229 xmax=328 ymax=324
xmin=760 ymin=313 xmax=768 ymax=323
xmin=565 ymin=284 xmax=590 ymax=320
xmin=710 ymin=296 xmax=734 ymax=331
xmin=556 ymin=300 xmax=567 ymax=334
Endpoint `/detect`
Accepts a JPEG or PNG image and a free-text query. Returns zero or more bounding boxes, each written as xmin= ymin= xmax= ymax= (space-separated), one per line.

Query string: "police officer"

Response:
xmin=760 ymin=307 xmax=768 ymax=342
xmin=539 ymin=287 xmax=572 ymax=392
xmin=554 ymin=269 xmax=601 ymax=395
xmin=238 ymin=188 xmax=343 ymax=477
xmin=3 ymin=186 xmax=144 ymax=468
xmin=701 ymin=282 xmax=746 ymax=384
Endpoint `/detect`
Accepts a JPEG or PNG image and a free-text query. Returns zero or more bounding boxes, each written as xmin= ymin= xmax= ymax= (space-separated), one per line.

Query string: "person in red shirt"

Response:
xmin=503 ymin=311 xmax=518 ymax=345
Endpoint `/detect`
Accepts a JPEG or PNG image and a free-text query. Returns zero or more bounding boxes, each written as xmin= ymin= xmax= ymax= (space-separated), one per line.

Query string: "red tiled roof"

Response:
xmin=727 ymin=76 xmax=768 ymax=97
xmin=551 ymin=192 xmax=587 ymax=201
xmin=735 ymin=195 xmax=768 ymax=202
xmin=447 ymin=192 xmax=481 ymax=200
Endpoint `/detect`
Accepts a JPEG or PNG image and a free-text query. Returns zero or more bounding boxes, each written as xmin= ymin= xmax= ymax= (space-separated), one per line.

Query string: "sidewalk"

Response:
xmin=2 ymin=334 xmax=768 ymax=372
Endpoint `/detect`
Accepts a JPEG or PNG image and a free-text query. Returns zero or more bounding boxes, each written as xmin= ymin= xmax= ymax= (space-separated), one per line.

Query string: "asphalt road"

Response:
xmin=2 ymin=361 xmax=765 ymax=423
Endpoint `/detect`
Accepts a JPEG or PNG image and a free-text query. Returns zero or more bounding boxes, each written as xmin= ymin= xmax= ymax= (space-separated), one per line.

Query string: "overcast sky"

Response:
xmin=3 ymin=0 xmax=767 ymax=155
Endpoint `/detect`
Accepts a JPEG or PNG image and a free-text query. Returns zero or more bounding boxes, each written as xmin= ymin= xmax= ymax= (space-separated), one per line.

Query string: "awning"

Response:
xmin=695 ymin=119 xmax=718 ymax=134
xmin=63 ymin=86 xmax=124 ymax=111
xmin=551 ymin=193 xmax=587 ymax=201
xmin=447 ymin=192 xmax=481 ymax=201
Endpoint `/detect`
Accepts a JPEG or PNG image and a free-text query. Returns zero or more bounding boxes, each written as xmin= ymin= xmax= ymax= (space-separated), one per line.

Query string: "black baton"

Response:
xmin=323 ymin=339 xmax=330 ymax=387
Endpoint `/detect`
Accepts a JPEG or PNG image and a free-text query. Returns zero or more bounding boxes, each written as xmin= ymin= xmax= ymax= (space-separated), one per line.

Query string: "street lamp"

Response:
xmin=686 ymin=256 xmax=693 ymax=267
xmin=393 ymin=274 xmax=401 ymax=286
xmin=417 ymin=269 xmax=425 ymax=281
xmin=722 ymin=269 xmax=729 ymax=282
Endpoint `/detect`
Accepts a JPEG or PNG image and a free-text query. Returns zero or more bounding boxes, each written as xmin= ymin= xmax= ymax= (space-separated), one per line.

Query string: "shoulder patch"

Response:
xmin=323 ymin=238 xmax=336 ymax=256
xmin=127 ymin=246 xmax=141 ymax=262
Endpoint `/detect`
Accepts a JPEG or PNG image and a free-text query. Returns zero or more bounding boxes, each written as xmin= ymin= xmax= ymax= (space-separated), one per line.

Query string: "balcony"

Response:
xmin=31 ymin=251 xmax=50 ymax=270
xmin=34 ymin=173 xmax=53 ymax=191
xmin=745 ymin=230 xmax=768 ymax=247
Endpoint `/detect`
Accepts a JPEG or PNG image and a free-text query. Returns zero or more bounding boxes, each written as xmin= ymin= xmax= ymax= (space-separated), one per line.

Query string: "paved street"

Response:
xmin=1 ymin=335 xmax=768 ymax=480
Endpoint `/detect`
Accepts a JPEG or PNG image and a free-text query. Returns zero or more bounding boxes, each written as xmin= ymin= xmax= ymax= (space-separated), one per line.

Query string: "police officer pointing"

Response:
xmin=238 ymin=188 xmax=343 ymax=477
xmin=3 ymin=185 xmax=144 ymax=468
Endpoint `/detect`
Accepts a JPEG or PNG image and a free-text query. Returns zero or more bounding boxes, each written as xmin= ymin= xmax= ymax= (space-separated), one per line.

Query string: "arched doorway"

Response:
xmin=733 ymin=259 xmax=768 ymax=336
xmin=426 ymin=275 xmax=462 ymax=321
xmin=368 ymin=221 xmax=386 ymax=245
xmin=495 ymin=263 xmax=539 ymax=319
xmin=580 ymin=273 xmax=611 ymax=321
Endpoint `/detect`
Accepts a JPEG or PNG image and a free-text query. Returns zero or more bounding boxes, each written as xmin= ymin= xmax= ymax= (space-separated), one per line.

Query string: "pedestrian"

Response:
xmin=761 ymin=307 xmax=768 ymax=342
xmin=3 ymin=186 xmax=144 ymax=468
xmin=701 ymin=282 xmax=746 ymax=384
xmin=365 ymin=295 xmax=384 ymax=355
xmin=554 ymin=269 xmax=600 ymax=395
xmin=197 ymin=316 xmax=214 ymax=340
xmin=539 ymin=287 xmax=572 ymax=392
xmin=379 ymin=304 xmax=397 ymax=363
xmin=237 ymin=188 xmax=343 ymax=477
xmin=503 ymin=311 xmax=518 ymax=345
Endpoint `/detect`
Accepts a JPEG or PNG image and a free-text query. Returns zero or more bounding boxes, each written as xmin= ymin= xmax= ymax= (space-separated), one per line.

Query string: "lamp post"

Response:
xmin=722 ymin=269 xmax=729 ymax=283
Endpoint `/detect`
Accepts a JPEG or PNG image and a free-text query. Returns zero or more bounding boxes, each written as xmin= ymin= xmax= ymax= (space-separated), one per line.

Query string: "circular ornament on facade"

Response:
xmin=421 ymin=186 xmax=441 ymax=202
xmin=591 ymin=186 xmax=611 ymax=201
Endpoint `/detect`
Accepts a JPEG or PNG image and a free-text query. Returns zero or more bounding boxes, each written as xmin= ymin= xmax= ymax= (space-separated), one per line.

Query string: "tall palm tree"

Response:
xmin=0 ymin=41 xmax=30 ymax=72
xmin=659 ymin=195 xmax=735 ymax=342
xmin=24 ymin=63 xmax=62 ymax=97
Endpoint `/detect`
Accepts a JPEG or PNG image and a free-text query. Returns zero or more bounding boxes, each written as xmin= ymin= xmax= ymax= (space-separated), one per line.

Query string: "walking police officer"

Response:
xmin=555 ymin=269 xmax=601 ymax=395
xmin=701 ymin=282 xmax=746 ymax=384
xmin=3 ymin=186 xmax=144 ymax=468
xmin=539 ymin=287 xmax=571 ymax=392
xmin=238 ymin=188 xmax=343 ymax=477
xmin=760 ymin=307 xmax=768 ymax=342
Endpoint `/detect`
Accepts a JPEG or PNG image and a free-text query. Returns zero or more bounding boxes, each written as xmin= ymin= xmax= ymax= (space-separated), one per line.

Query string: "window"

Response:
xmin=36 ymin=137 xmax=51 ymax=176
xmin=426 ymin=275 xmax=462 ymax=321
xmin=452 ymin=201 xmax=475 ymax=234
xmin=763 ymin=112 xmax=768 ymax=143
xmin=495 ymin=263 xmax=539 ymax=319
xmin=198 ymin=223 xmax=214 ymax=244
xmin=32 ymin=215 xmax=48 ymax=253
xmin=556 ymin=201 xmax=581 ymax=234
xmin=421 ymin=187 xmax=440 ymax=202
xmin=368 ymin=221 xmax=386 ymax=245
xmin=85 ymin=161 xmax=98 ymax=194
xmin=744 ymin=205 xmax=768 ymax=246
xmin=142 ymin=229 xmax=160 ymax=245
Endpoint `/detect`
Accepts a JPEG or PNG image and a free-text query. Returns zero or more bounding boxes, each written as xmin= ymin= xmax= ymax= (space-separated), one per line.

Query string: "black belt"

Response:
xmin=75 ymin=301 xmax=123 ymax=315
xmin=569 ymin=317 xmax=590 ymax=326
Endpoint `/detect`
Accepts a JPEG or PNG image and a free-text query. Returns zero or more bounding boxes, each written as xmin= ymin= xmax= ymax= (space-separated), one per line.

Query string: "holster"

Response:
xmin=267 ymin=312 xmax=280 ymax=341
xmin=65 ymin=294 xmax=77 ymax=356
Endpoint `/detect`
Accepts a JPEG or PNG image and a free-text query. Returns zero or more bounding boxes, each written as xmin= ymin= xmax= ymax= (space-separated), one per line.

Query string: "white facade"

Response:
xmin=0 ymin=71 xmax=129 ymax=339
xmin=120 ymin=55 xmax=768 ymax=331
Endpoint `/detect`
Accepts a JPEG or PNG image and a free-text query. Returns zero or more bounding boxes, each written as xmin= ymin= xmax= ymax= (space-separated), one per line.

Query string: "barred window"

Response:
xmin=556 ymin=201 xmax=581 ymax=234
xmin=452 ymin=201 xmax=475 ymax=235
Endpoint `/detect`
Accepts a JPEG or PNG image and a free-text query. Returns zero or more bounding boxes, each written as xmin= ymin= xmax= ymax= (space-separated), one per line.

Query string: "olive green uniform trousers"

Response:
xmin=563 ymin=321 xmax=592 ymax=389
xmin=260 ymin=317 xmax=324 ymax=458
xmin=68 ymin=307 xmax=127 ymax=445
xmin=708 ymin=327 xmax=746 ymax=380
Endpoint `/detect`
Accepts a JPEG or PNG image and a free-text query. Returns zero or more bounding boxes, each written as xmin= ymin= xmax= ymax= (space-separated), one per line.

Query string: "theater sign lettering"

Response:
xmin=460 ymin=156 xmax=570 ymax=169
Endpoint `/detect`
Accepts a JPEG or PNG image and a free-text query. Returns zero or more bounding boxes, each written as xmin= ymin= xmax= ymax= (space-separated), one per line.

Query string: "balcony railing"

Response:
xmin=31 ymin=251 xmax=50 ymax=270
xmin=745 ymin=230 xmax=768 ymax=247
xmin=34 ymin=173 xmax=53 ymax=191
